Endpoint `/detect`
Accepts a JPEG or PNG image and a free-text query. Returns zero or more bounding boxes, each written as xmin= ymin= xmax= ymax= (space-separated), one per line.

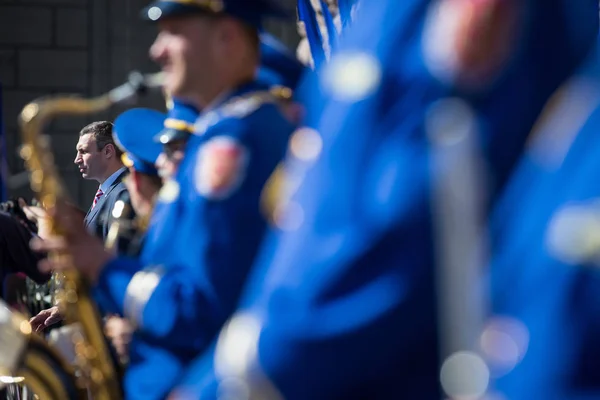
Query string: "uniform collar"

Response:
xmin=202 ymin=79 xmax=268 ymax=113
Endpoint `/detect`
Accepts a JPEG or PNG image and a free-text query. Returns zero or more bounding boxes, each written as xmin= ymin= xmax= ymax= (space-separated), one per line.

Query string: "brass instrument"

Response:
xmin=0 ymin=299 xmax=82 ymax=399
xmin=14 ymin=71 xmax=164 ymax=399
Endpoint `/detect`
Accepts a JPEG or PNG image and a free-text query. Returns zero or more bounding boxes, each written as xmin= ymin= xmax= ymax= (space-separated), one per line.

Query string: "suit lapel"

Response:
xmin=83 ymin=169 xmax=127 ymax=228
xmin=84 ymin=194 xmax=98 ymax=228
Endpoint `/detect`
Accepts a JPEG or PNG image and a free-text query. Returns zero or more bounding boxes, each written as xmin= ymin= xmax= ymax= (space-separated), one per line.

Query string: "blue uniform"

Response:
xmin=171 ymin=0 xmax=599 ymax=399
xmin=488 ymin=42 xmax=600 ymax=400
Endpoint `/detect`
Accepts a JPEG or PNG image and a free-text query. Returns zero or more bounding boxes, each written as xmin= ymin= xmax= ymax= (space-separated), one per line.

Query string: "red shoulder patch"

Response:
xmin=194 ymin=136 xmax=249 ymax=200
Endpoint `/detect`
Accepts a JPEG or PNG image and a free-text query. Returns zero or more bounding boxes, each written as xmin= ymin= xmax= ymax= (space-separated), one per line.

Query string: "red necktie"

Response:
xmin=92 ymin=188 xmax=104 ymax=209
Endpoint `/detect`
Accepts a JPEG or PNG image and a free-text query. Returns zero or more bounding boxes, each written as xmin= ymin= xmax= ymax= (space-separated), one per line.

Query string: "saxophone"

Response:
xmin=12 ymin=71 xmax=164 ymax=399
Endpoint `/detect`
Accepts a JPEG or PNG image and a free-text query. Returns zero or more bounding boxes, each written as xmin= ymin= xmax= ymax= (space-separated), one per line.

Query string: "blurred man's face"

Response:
xmin=156 ymin=140 xmax=186 ymax=179
xmin=150 ymin=16 xmax=217 ymax=100
xmin=74 ymin=134 xmax=108 ymax=182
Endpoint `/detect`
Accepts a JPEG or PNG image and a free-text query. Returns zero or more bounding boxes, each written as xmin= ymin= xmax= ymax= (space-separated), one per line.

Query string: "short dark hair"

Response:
xmin=79 ymin=121 xmax=122 ymax=157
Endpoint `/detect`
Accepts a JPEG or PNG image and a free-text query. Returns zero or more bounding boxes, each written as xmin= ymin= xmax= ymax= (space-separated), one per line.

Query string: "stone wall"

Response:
xmin=0 ymin=0 xmax=299 ymax=208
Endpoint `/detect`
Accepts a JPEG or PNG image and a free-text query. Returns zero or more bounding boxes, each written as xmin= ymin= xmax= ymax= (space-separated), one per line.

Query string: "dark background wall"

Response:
xmin=0 ymin=0 xmax=300 ymax=209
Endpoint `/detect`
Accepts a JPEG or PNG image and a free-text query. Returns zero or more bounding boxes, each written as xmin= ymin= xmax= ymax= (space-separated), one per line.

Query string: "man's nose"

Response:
xmin=150 ymin=33 xmax=168 ymax=65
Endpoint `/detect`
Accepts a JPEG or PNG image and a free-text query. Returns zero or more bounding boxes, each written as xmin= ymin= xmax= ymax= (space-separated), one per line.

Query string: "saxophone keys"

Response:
xmin=19 ymin=144 xmax=32 ymax=161
xmin=90 ymin=368 xmax=104 ymax=384
xmin=31 ymin=170 xmax=44 ymax=192
xmin=63 ymin=289 xmax=78 ymax=304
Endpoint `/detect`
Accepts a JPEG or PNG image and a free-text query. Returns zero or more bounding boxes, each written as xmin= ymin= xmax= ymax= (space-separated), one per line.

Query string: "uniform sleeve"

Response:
xmin=94 ymin=255 xmax=213 ymax=336
xmin=173 ymin=212 xmax=437 ymax=400
xmin=93 ymin=256 xmax=143 ymax=316
xmin=94 ymin=253 xmax=245 ymax=348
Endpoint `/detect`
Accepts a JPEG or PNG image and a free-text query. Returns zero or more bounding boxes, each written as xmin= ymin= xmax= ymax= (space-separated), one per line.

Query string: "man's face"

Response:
xmin=74 ymin=134 xmax=106 ymax=181
xmin=150 ymin=16 xmax=216 ymax=99
xmin=156 ymin=140 xmax=186 ymax=179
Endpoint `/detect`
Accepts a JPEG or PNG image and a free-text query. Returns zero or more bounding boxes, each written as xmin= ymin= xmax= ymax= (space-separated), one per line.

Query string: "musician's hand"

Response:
xmin=30 ymin=201 xmax=113 ymax=284
xmin=29 ymin=306 xmax=62 ymax=332
xmin=18 ymin=198 xmax=47 ymax=224
xmin=18 ymin=198 xmax=53 ymax=238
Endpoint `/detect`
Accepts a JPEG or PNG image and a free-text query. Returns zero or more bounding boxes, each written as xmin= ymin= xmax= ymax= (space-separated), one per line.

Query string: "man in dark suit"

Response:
xmin=76 ymin=121 xmax=129 ymax=241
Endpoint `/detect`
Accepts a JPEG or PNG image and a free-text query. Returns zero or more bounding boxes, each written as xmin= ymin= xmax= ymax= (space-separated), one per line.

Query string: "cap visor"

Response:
xmin=154 ymin=128 xmax=190 ymax=144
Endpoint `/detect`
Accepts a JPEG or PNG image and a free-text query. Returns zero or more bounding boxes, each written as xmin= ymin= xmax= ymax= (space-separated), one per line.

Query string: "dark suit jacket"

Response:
xmin=84 ymin=169 xmax=130 ymax=242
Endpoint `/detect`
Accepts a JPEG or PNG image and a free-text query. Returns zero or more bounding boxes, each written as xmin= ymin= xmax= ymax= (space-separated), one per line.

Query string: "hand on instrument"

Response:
xmin=18 ymin=198 xmax=53 ymax=238
xmin=18 ymin=197 xmax=47 ymax=224
xmin=29 ymin=305 xmax=62 ymax=332
xmin=30 ymin=201 xmax=114 ymax=284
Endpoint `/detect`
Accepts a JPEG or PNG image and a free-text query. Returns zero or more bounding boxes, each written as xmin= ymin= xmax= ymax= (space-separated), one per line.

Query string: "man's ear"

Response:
xmin=104 ymin=143 xmax=116 ymax=159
